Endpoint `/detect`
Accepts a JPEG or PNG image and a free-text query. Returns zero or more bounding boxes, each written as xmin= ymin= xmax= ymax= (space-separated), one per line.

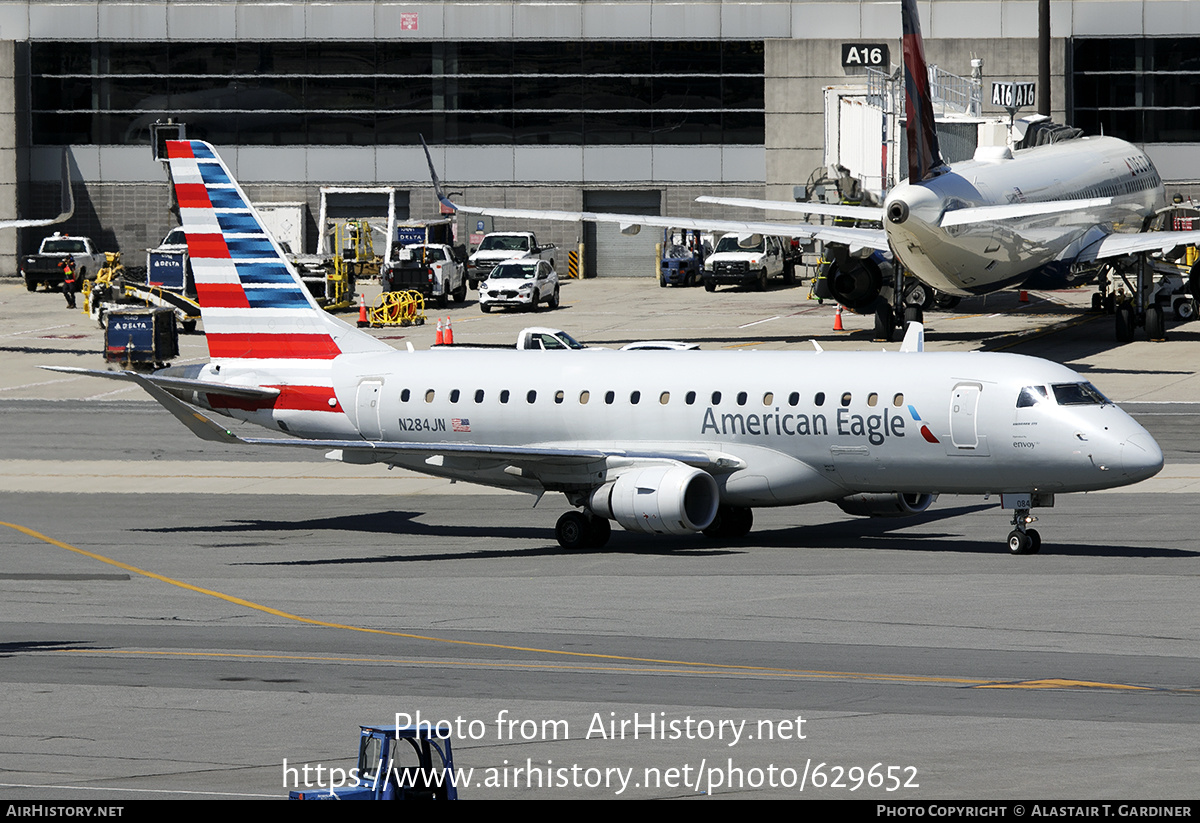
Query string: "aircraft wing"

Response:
xmin=421 ymin=139 xmax=889 ymax=253
xmin=1076 ymin=229 xmax=1200 ymax=263
xmin=695 ymin=194 xmax=883 ymax=222
xmin=0 ymin=151 xmax=73 ymax=229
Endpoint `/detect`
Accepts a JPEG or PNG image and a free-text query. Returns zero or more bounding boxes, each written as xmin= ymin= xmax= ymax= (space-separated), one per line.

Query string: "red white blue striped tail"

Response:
xmin=164 ymin=140 xmax=389 ymax=361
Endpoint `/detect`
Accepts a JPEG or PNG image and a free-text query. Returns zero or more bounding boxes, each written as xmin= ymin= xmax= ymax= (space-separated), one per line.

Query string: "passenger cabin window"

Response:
xmin=400 ymin=389 xmax=410 ymax=402
xmin=555 ymin=390 xmax=564 ymax=404
xmin=659 ymin=392 xmax=670 ymax=405
xmin=711 ymin=391 xmax=722 ymax=404
xmin=425 ymin=389 xmax=435 ymax=403
xmin=814 ymin=392 xmax=825 ymax=406
xmin=788 ymin=392 xmax=799 ymax=406
xmin=1017 ymin=386 xmax=1049 ymax=408
xmin=763 ymin=392 xmax=774 ymax=406
xmin=841 ymin=392 xmax=852 ymax=407
xmin=685 ymin=391 xmax=696 ymax=405
xmin=527 ymin=390 xmax=537 ymax=404
xmin=500 ymin=390 xmax=510 ymax=404
xmin=893 ymin=393 xmax=904 ymax=407
xmin=867 ymin=393 xmax=878 ymax=407
xmin=630 ymin=391 xmax=641 ymax=404
xmin=579 ymin=390 xmax=590 ymax=404
xmin=1051 ymin=383 xmax=1110 ymax=406
xmin=475 ymin=389 xmax=485 ymax=403
xmin=449 ymin=389 xmax=460 ymax=403
xmin=605 ymin=391 xmax=615 ymax=405
xmin=736 ymin=391 xmax=747 ymax=406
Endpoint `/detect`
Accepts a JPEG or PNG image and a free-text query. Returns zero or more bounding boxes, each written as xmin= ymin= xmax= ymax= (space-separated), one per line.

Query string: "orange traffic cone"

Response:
xmin=833 ymin=305 xmax=845 ymax=331
xmin=435 ymin=317 xmax=444 ymax=345
xmin=444 ymin=317 xmax=454 ymax=345
xmin=357 ymin=294 xmax=368 ymax=327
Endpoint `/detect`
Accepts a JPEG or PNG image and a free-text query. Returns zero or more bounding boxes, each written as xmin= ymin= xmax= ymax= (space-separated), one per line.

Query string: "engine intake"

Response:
xmin=836 ymin=493 xmax=936 ymax=518
xmin=589 ymin=465 xmax=720 ymax=535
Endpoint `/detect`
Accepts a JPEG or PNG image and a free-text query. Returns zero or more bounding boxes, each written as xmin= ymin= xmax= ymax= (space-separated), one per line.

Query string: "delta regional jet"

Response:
xmin=47 ymin=140 xmax=1162 ymax=554
xmin=429 ymin=0 xmax=1200 ymax=343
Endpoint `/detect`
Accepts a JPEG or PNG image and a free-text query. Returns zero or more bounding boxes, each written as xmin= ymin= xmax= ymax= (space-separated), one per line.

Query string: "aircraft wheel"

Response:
xmin=1174 ymin=298 xmax=1196 ymax=322
xmin=585 ymin=516 xmax=611 ymax=549
xmin=1115 ymin=303 xmax=1135 ymax=342
xmin=1145 ymin=304 xmax=1166 ymax=341
xmin=1026 ymin=528 xmax=1041 ymax=554
xmin=555 ymin=511 xmax=590 ymax=549
xmin=933 ymin=293 xmax=961 ymax=311
xmin=703 ymin=505 xmax=753 ymax=539
xmin=873 ymin=302 xmax=896 ymax=342
xmin=1007 ymin=530 xmax=1032 ymax=555
xmin=904 ymin=305 xmax=923 ymax=328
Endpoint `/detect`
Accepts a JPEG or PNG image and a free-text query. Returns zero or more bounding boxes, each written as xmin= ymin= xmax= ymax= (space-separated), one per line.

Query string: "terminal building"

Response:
xmin=3 ymin=0 xmax=1200 ymax=275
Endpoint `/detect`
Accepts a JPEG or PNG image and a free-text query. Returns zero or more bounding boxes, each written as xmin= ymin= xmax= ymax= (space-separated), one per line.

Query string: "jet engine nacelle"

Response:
xmin=823 ymin=255 xmax=884 ymax=311
xmin=836 ymin=492 xmax=936 ymax=518
xmin=589 ymin=465 xmax=720 ymax=535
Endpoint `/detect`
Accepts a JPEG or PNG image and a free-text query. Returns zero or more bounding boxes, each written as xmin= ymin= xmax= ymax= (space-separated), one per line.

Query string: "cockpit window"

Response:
xmin=1016 ymin=386 xmax=1048 ymax=408
xmin=1052 ymin=382 xmax=1111 ymax=406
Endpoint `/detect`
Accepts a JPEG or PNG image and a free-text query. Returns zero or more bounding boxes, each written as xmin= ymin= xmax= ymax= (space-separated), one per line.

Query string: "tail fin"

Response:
xmin=901 ymin=0 xmax=945 ymax=182
xmin=164 ymin=140 xmax=389 ymax=360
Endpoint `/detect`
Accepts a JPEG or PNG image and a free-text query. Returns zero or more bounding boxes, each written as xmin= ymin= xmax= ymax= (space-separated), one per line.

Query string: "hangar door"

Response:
xmin=582 ymin=190 xmax=661 ymax=278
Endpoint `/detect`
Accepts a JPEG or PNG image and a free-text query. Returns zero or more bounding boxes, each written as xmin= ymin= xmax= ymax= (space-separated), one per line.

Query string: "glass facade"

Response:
xmin=30 ymin=40 xmax=765 ymax=147
xmin=1072 ymin=38 xmax=1200 ymax=143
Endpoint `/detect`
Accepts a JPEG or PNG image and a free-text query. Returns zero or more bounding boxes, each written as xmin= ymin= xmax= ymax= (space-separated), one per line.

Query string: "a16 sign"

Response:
xmin=841 ymin=43 xmax=890 ymax=68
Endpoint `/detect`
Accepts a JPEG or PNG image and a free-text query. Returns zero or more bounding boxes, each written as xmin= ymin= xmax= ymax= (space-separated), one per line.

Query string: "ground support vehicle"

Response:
xmin=466 ymin=232 xmax=556 ymax=289
xmin=85 ymin=252 xmax=202 ymax=334
xmin=478 ymin=259 xmax=559 ymax=313
xmin=433 ymin=326 xmax=590 ymax=350
xmin=365 ymin=290 xmax=427 ymax=328
xmin=659 ymin=228 xmax=710 ymax=287
xmin=288 ymin=724 xmax=458 ymax=800
xmin=703 ymin=233 xmax=791 ymax=292
xmin=20 ymin=233 xmax=106 ymax=292
xmin=102 ymin=307 xmax=178 ymax=369
xmin=382 ymin=243 xmax=467 ymax=308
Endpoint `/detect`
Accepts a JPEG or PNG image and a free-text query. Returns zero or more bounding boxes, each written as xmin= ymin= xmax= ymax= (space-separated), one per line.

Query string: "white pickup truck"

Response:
xmin=20 ymin=233 xmax=107 ymax=292
xmin=702 ymin=233 xmax=792 ymax=292
xmin=466 ymin=232 xmax=557 ymax=289
xmin=382 ymin=243 xmax=467 ymax=308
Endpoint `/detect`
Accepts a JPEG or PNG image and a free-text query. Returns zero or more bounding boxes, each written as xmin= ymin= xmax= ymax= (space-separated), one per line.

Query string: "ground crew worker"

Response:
xmin=60 ymin=255 xmax=77 ymax=308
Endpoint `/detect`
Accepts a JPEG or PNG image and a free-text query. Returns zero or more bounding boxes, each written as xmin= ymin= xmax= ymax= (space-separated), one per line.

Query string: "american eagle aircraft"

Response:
xmin=427 ymin=0 xmax=1200 ymax=343
xmin=47 ymin=140 xmax=1162 ymax=554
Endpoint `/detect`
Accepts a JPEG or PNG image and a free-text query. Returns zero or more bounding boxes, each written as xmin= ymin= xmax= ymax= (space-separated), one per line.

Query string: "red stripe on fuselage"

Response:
xmin=206 ymin=384 xmax=342 ymax=413
xmin=195 ymin=282 xmax=250 ymax=309
xmin=174 ymin=183 xmax=212 ymax=209
xmin=187 ymin=233 xmax=231 ymax=259
xmin=206 ymin=333 xmax=341 ymax=360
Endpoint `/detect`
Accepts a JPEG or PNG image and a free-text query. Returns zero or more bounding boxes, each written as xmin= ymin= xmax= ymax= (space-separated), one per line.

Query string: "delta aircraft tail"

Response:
xmin=163 ymin=139 xmax=389 ymax=360
xmin=901 ymin=0 xmax=946 ymax=183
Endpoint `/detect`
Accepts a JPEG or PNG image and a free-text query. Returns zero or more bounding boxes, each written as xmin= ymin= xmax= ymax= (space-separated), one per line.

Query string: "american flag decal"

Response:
xmin=452 ymin=418 xmax=471 ymax=432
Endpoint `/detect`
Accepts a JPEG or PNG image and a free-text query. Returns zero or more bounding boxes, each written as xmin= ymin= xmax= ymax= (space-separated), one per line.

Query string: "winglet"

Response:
xmin=901 ymin=0 xmax=946 ymax=182
xmin=420 ymin=135 xmax=458 ymax=213
xmin=899 ymin=320 xmax=925 ymax=353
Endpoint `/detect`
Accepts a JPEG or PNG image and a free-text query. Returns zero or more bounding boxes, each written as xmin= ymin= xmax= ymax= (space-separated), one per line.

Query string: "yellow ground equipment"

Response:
xmin=367 ymin=289 xmax=427 ymax=327
xmin=84 ymin=251 xmax=202 ymax=333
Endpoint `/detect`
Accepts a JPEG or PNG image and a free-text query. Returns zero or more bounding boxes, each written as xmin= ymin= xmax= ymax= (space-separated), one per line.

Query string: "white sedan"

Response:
xmin=479 ymin=260 xmax=560 ymax=313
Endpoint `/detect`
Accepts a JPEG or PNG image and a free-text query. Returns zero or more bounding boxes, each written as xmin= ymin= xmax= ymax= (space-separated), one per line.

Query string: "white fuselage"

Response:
xmin=884 ymin=136 xmax=1165 ymax=296
xmin=197 ymin=348 xmax=1163 ymax=506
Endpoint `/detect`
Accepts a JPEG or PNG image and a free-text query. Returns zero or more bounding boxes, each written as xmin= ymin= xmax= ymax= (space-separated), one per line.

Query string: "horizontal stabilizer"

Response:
xmin=40 ymin=366 xmax=281 ymax=401
xmin=940 ymin=197 xmax=1114 ymax=228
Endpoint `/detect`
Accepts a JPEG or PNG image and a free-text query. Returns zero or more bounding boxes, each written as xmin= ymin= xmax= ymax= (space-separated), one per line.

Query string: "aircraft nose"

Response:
xmin=1122 ymin=432 xmax=1164 ymax=482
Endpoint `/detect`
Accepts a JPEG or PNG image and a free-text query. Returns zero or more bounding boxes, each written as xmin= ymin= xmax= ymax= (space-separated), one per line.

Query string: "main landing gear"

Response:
xmin=555 ymin=510 xmax=611 ymax=549
xmin=1006 ymin=506 xmax=1041 ymax=555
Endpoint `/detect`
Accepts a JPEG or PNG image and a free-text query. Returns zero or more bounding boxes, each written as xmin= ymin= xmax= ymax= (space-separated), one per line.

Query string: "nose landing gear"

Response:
xmin=1006 ymin=506 xmax=1041 ymax=555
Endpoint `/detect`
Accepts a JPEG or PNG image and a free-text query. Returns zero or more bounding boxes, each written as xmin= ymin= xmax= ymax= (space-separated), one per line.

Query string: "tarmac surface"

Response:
xmin=0 ymin=276 xmax=1197 ymax=800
